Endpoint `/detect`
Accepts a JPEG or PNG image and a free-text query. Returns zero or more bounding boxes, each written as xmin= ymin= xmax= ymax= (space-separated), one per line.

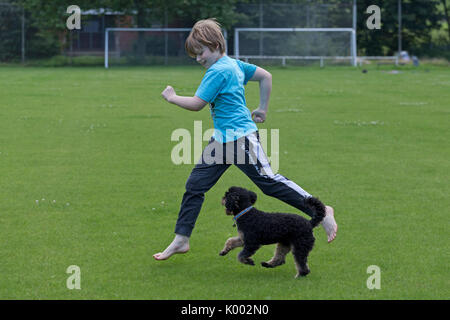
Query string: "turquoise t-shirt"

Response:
xmin=195 ymin=55 xmax=258 ymax=143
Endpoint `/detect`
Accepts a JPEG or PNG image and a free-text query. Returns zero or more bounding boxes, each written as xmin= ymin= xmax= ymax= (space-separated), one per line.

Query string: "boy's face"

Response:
xmin=196 ymin=45 xmax=223 ymax=69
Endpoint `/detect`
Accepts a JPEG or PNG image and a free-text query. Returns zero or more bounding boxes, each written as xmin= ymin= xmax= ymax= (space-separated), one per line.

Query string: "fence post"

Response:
xmin=352 ymin=30 xmax=357 ymax=66
xmin=21 ymin=6 xmax=25 ymax=63
xmin=105 ymin=29 xmax=109 ymax=68
xmin=234 ymin=29 xmax=239 ymax=60
xmin=164 ymin=8 xmax=168 ymax=65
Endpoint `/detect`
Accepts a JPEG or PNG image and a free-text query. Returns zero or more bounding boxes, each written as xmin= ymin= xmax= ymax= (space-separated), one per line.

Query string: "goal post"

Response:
xmin=104 ymin=27 xmax=228 ymax=68
xmin=234 ymin=28 xmax=357 ymax=67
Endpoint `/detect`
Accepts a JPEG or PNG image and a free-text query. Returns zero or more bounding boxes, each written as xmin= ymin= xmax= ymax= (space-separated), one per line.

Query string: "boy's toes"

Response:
xmin=322 ymin=206 xmax=338 ymax=243
xmin=327 ymin=223 xmax=338 ymax=243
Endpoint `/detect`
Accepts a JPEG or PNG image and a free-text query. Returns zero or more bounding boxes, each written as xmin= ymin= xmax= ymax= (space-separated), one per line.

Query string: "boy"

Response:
xmin=153 ymin=19 xmax=337 ymax=261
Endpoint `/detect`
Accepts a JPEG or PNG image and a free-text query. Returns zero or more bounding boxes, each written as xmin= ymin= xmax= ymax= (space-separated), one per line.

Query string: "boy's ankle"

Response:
xmin=174 ymin=234 xmax=190 ymax=243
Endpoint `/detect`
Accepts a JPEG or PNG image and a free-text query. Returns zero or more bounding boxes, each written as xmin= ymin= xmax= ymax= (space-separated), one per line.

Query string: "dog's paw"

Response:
xmin=261 ymin=261 xmax=274 ymax=268
xmin=294 ymin=270 xmax=310 ymax=278
xmin=245 ymin=258 xmax=255 ymax=266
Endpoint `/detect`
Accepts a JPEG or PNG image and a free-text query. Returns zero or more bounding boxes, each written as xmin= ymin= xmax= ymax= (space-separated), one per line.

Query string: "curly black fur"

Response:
xmin=220 ymin=186 xmax=326 ymax=278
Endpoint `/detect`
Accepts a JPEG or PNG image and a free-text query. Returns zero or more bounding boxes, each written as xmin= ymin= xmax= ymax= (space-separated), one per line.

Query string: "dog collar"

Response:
xmin=233 ymin=206 xmax=253 ymax=227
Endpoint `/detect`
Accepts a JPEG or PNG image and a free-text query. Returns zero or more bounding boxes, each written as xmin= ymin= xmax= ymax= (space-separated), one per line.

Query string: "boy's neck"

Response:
xmin=209 ymin=53 xmax=226 ymax=67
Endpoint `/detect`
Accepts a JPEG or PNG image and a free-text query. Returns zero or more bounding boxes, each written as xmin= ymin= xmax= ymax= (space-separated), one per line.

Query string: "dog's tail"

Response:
xmin=306 ymin=197 xmax=326 ymax=228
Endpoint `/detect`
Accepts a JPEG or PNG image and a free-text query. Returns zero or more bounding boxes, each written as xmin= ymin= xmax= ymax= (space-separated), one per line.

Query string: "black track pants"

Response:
xmin=174 ymin=131 xmax=313 ymax=237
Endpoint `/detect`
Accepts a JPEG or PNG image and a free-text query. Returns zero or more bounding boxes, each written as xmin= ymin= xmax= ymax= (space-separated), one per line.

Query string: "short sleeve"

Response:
xmin=195 ymin=70 xmax=226 ymax=103
xmin=236 ymin=59 xmax=257 ymax=85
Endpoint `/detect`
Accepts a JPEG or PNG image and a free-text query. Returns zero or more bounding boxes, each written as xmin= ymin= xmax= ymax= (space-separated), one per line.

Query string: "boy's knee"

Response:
xmin=255 ymin=183 xmax=276 ymax=197
xmin=185 ymin=181 xmax=200 ymax=194
xmin=185 ymin=177 xmax=208 ymax=194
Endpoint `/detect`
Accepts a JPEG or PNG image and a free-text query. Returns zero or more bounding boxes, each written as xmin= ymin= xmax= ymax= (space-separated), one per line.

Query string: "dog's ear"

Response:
xmin=224 ymin=191 xmax=240 ymax=214
xmin=248 ymin=190 xmax=257 ymax=205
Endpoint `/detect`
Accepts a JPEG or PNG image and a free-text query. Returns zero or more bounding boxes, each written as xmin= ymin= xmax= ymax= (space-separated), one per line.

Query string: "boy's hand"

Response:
xmin=252 ymin=109 xmax=266 ymax=123
xmin=162 ymin=85 xmax=176 ymax=103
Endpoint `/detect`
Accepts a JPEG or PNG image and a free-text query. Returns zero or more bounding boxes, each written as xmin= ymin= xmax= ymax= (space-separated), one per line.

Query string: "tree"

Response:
xmin=357 ymin=0 xmax=443 ymax=56
xmin=105 ymin=0 xmax=243 ymax=29
xmin=440 ymin=0 xmax=450 ymax=39
xmin=17 ymin=0 xmax=109 ymax=57
xmin=4 ymin=0 xmax=448 ymax=61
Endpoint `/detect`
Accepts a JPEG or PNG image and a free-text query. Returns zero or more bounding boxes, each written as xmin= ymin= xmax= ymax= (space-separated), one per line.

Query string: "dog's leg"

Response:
xmin=293 ymin=257 xmax=310 ymax=278
xmin=237 ymin=244 xmax=260 ymax=266
xmin=219 ymin=236 xmax=243 ymax=256
xmin=261 ymin=243 xmax=291 ymax=268
xmin=291 ymin=243 xmax=311 ymax=278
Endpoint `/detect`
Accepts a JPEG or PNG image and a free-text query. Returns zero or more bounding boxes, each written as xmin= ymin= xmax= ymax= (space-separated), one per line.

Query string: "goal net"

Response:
xmin=104 ymin=28 xmax=227 ymax=68
xmin=234 ymin=28 xmax=356 ymax=67
xmin=105 ymin=28 xmax=192 ymax=68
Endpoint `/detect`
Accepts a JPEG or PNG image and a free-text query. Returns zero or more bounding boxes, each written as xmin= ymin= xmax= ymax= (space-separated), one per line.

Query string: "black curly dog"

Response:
xmin=220 ymin=186 xmax=325 ymax=278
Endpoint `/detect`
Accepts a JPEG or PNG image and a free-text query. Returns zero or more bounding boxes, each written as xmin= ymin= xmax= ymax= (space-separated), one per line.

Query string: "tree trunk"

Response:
xmin=441 ymin=0 xmax=450 ymax=40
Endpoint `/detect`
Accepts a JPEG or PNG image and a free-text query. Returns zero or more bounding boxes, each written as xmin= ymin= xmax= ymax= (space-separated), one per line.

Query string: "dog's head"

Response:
xmin=222 ymin=186 xmax=257 ymax=216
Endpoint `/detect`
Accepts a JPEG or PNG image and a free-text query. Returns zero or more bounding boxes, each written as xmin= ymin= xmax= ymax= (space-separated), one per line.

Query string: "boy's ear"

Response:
xmin=248 ymin=190 xmax=257 ymax=205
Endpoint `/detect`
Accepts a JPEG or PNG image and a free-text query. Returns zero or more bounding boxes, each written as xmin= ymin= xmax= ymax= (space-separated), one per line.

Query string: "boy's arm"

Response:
xmin=248 ymin=67 xmax=272 ymax=123
xmin=162 ymin=85 xmax=207 ymax=111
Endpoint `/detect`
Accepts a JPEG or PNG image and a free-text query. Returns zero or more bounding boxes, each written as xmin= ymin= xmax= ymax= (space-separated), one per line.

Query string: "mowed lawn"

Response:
xmin=0 ymin=64 xmax=448 ymax=299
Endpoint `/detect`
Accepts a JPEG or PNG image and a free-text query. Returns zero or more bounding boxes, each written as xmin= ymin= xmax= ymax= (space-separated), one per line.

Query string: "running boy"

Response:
xmin=153 ymin=19 xmax=337 ymax=261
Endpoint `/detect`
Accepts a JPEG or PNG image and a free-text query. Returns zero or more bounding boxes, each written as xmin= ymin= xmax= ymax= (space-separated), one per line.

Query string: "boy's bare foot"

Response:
xmin=322 ymin=206 xmax=337 ymax=243
xmin=153 ymin=234 xmax=190 ymax=260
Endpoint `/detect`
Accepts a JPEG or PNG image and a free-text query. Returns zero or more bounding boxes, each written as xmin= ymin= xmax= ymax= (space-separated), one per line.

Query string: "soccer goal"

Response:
xmin=104 ymin=28 xmax=228 ymax=68
xmin=234 ymin=28 xmax=357 ymax=67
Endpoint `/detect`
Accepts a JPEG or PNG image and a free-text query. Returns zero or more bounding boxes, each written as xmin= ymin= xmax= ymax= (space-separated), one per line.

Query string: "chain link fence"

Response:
xmin=0 ymin=2 xmax=25 ymax=62
xmin=233 ymin=2 xmax=353 ymax=28
xmin=16 ymin=1 xmax=449 ymax=67
xmin=105 ymin=1 xmax=356 ymax=67
xmin=1 ymin=1 xmax=356 ymax=65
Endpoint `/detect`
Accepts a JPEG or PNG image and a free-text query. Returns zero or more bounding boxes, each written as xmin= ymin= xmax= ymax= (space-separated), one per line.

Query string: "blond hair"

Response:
xmin=185 ymin=18 xmax=226 ymax=58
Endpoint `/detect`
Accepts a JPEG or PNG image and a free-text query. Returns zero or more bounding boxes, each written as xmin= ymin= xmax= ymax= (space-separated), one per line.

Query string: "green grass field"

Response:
xmin=0 ymin=64 xmax=448 ymax=299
